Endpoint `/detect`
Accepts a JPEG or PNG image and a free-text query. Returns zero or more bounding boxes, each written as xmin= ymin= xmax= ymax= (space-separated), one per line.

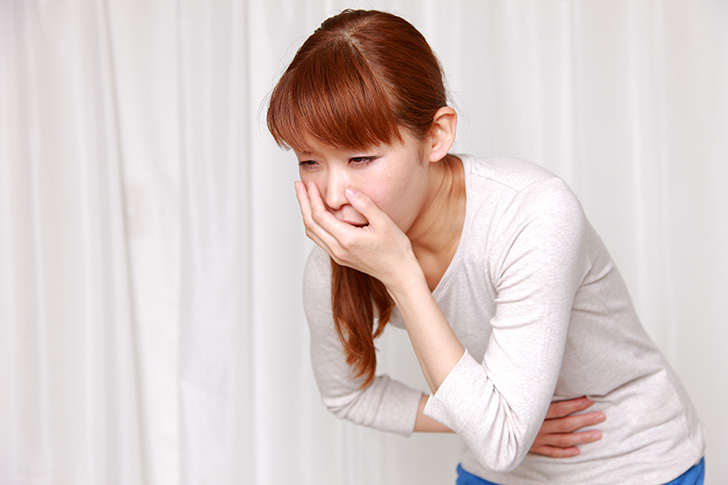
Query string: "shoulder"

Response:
xmin=460 ymin=154 xmax=585 ymax=226
xmin=460 ymin=155 xmax=589 ymax=272
xmin=460 ymin=154 xmax=561 ymax=193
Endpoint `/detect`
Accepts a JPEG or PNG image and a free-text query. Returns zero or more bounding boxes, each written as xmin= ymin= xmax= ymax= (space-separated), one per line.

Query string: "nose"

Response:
xmin=322 ymin=168 xmax=349 ymax=211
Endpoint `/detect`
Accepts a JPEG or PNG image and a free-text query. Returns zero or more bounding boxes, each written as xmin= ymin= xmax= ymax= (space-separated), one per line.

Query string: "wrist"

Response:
xmin=383 ymin=260 xmax=428 ymax=302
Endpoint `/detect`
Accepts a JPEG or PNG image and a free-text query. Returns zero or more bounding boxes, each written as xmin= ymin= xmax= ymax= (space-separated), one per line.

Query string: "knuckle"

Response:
xmin=553 ymin=435 xmax=571 ymax=447
xmin=338 ymin=233 xmax=354 ymax=249
xmin=331 ymin=249 xmax=348 ymax=266
xmin=558 ymin=422 xmax=578 ymax=433
xmin=556 ymin=436 xmax=571 ymax=448
xmin=554 ymin=416 xmax=580 ymax=433
xmin=329 ymin=244 xmax=344 ymax=259
xmin=560 ymin=433 xmax=586 ymax=448
xmin=551 ymin=448 xmax=572 ymax=458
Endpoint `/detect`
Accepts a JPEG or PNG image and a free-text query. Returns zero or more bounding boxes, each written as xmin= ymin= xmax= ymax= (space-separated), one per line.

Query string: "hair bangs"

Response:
xmin=268 ymin=39 xmax=402 ymax=152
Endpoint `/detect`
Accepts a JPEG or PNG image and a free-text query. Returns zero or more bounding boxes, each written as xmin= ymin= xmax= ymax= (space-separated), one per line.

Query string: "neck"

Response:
xmin=406 ymin=155 xmax=466 ymax=270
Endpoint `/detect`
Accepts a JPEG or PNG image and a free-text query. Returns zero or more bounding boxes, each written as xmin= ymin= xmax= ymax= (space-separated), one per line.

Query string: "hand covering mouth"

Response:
xmin=334 ymin=208 xmax=368 ymax=227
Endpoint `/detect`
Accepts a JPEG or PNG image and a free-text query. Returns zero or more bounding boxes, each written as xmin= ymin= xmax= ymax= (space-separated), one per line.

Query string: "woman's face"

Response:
xmin=294 ymin=131 xmax=432 ymax=234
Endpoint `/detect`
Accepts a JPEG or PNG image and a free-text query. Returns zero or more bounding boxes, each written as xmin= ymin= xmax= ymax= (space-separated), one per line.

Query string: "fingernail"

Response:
xmin=590 ymin=431 xmax=602 ymax=440
xmin=345 ymin=188 xmax=359 ymax=199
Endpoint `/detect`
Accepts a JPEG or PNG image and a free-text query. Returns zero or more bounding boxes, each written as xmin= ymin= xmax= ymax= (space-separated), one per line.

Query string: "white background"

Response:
xmin=1 ymin=1 xmax=726 ymax=484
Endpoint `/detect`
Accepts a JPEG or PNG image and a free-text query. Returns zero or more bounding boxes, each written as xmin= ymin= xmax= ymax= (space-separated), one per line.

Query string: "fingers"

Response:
xmin=344 ymin=188 xmax=384 ymax=226
xmin=538 ymin=428 xmax=603 ymax=448
xmin=530 ymin=444 xmax=581 ymax=458
xmin=530 ymin=428 xmax=603 ymax=457
xmin=531 ymin=398 xmax=606 ymax=459
xmin=544 ymin=396 xmax=595 ymax=419
xmin=294 ymin=181 xmax=339 ymax=252
xmin=540 ymin=410 xmax=606 ymax=434
xmin=305 ymin=182 xmax=363 ymax=237
xmin=295 ymin=181 xmax=372 ymax=267
xmin=304 ymin=182 xmax=340 ymax=233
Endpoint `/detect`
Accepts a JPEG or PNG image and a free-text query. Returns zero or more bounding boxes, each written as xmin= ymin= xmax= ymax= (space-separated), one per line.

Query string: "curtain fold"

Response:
xmin=176 ymin=1 xmax=254 ymax=483
xmin=2 ymin=1 xmax=726 ymax=484
xmin=0 ymin=1 xmax=144 ymax=484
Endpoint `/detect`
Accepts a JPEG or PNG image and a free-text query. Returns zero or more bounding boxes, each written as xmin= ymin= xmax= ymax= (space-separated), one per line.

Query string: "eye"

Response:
xmin=298 ymin=160 xmax=319 ymax=171
xmin=349 ymin=156 xmax=377 ymax=166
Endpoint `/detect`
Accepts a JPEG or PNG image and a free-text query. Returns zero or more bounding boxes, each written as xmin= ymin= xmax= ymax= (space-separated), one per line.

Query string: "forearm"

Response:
xmin=387 ymin=272 xmax=465 ymax=394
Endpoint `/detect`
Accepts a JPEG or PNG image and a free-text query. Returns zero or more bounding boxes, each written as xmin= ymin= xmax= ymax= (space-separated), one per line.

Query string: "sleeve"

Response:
xmin=302 ymin=246 xmax=424 ymax=436
xmin=423 ymin=178 xmax=591 ymax=472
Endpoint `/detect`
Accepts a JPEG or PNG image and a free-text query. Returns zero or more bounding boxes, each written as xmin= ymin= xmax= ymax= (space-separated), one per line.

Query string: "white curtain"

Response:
xmin=1 ymin=1 xmax=726 ymax=484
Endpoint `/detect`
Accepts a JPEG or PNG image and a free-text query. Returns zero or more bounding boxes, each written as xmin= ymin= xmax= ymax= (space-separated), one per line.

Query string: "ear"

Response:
xmin=427 ymin=107 xmax=457 ymax=163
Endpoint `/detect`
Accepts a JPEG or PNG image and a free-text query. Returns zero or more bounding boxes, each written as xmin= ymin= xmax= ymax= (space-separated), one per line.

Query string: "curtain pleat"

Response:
xmin=176 ymin=1 xmax=254 ymax=483
xmin=1 ymin=1 xmax=144 ymax=484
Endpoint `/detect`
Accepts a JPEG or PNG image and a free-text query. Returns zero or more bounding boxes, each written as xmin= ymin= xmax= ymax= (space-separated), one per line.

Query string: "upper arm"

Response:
xmin=424 ymin=178 xmax=591 ymax=471
xmin=486 ymin=178 xmax=590 ymax=414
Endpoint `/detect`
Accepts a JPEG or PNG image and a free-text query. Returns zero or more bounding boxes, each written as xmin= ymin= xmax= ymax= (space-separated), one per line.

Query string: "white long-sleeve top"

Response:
xmin=302 ymin=155 xmax=705 ymax=484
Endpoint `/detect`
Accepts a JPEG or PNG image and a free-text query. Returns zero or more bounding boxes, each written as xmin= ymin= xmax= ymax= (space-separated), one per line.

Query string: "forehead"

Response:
xmin=293 ymin=127 xmax=422 ymax=156
xmin=293 ymin=142 xmax=380 ymax=159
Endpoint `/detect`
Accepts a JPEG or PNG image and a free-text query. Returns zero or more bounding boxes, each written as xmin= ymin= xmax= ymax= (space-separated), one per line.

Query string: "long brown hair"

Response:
xmin=267 ymin=9 xmax=448 ymax=387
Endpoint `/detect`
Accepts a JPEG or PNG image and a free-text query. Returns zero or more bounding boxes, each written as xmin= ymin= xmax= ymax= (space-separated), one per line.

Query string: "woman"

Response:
xmin=267 ymin=9 xmax=705 ymax=484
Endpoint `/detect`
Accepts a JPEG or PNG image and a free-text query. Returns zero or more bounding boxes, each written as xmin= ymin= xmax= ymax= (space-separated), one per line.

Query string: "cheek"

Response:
xmin=298 ymin=170 xmax=314 ymax=184
xmin=383 ymin=171 xmax=429 ymax=228
xmin=298 ymin=171 xmax=325 ymax=197
xmin=364 ymin=184 xmax=414 ymax=228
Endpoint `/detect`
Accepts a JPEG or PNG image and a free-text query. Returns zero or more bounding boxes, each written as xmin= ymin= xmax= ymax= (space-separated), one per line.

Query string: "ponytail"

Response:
xmin=331 ymin=262 xmax=393 ymax=387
